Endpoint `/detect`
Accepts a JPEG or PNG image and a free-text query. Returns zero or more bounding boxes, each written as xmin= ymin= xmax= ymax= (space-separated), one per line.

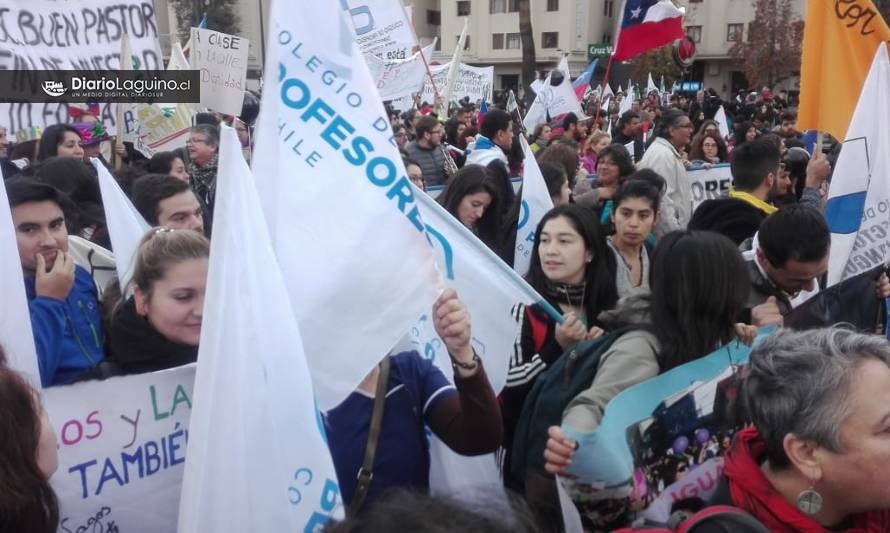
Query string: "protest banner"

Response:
xmin=562 ymin=328 xmax=776 ymax=490
xmin=421 ymin=63 xmax=494 ymax=105
xmin=251 ymin=0 xmax=442 ymax=411
xmin=179 ymin=126 xmax=342 ymax=531
xmin=124 ymin=42 xmax=196 ymax=158
xmin=0 ymin=165 xmax=41 ymax=385
xmin=0 ymin=0 xmax=163 ymax=135
xmin=826 ymin=44 xmax=890 ymax=285
xmin=93 ymin=158 xmax=149 ymax=291
xmin=687 ymin=164 xmax=732 ymax=213
xmin=342 ymin=0 xmax=416 ymax=60
xmin=46 ymin=365 xmax=195 ymax=533
xmin=365 ymin=40 xmax=435 ymax=101
xmin=514 ymin=138 xmax=554 ymax=277
xmin=190 ymin=28 xmax=249 ymax=116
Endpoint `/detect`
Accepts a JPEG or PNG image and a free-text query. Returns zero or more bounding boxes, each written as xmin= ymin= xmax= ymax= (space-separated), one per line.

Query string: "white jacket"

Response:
xmin=638 ymin=137 xmax=691 ymax=227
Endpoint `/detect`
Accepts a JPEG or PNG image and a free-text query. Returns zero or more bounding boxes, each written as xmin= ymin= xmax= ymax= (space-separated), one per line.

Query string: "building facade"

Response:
xmin=678 ymin=0 xmax=805 ymax=98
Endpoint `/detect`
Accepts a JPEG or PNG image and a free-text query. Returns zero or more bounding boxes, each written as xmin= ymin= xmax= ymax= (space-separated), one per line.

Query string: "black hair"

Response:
xmin=613 ymin=179 xmax=661 ymax=213
xmin=147 ymin=151 xmax=184 ymax=175
xmin=625 ymin=168 xmax=666 ymax=194
xmin=437 ymin=164 xmax=503 ymax=250
xmin=617 ymin=110 xmax=641 ymax=131
xmin=538 ymin=162 xmax=568 ymax=200
xmin=5 ymin=176 xmax=70 ymax=211
xmin=649 ymin=231 xmax=749 ymax=371
xmin=37 ymin=124 xmax=80 ymax=161
xmin=730 ymin=138 xmax=781 ymax=191
xmin=759 ymin=205 xmax=829 ymax=268
xmin=194 ymin=112 xmax=220 ymax=126
xmin=562 ymin=112 xmax=579 ymax=130
xmin=597 ymin=143 xmax=635 ymax=179
xmin=527 ymin=204 xmax=619 ymax=325
xmin=480 ymin=109 xmax=512 ymax=140
xmin=733 ymin=121 xmax=755 ymax=145
xmin=131 ymin=174 xmax=194 ymax=226
xmin=31 ymin=157 xmax=105 ymax=238
xmin=443 ymin=118 xmax=463 ymax=146
xmin=324 ymin=489 xmax=538 ymax=533
xmin=415 ymin=115 xmax=439 ymax=138
xmin=652 ymin=108 xmax=688 ymax=142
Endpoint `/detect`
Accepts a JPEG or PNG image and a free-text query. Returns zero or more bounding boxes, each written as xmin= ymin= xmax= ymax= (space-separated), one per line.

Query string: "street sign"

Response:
xmin=588 ymin=43 xmax=613 ymax=56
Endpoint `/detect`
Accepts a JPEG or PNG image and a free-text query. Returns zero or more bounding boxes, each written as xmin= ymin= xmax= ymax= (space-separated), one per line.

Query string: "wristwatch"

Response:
xmin=451 ymin=352 xmax=481 ymax=371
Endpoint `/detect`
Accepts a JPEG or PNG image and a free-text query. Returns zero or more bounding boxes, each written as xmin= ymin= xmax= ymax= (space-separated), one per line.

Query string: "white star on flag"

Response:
xmin=631 ymin=7 xmax=642 ymax=18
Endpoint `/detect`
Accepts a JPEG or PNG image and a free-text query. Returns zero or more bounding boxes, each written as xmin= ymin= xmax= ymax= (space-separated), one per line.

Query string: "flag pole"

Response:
xmin=594 ymin=53 xmax=616 ymax=129
xmin=405 ymin=7 xmax=440 ymax=105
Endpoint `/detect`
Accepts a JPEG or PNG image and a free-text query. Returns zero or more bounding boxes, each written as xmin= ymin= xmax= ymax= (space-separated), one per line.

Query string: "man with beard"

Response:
xmin=688 ymin=138 xmax=786 ymax=245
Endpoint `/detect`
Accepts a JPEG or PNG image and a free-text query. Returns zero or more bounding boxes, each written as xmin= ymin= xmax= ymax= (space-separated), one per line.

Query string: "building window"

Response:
xmin=492 ymin=33 xmax=505 ymax=49
xmin=547 ymin=0 xmax=559 ymax=11
xmin=686 ymin=25 xmax=702 ymax=43
xmin=603 ymin=0 xmax=614 ymax=17
xmin=489 ymin=0 xmax=506 ymax=14
xmin=602 ymin=33 xmax=612 ymax=44
xmin=435 ymin=36 xmax=441 ymax=51
xmin=426 ymin=10 xmax=441 ymax=25
xmin=457 ymin=1 xmax=471 ymax=16
xmin=506 ymin=32 xmax=521 ymax=49
xmin=508 ymin=0 xmax=520 ymax=12
xmin=727 ymin=23 xmax=744 ymax=42
xmin=457 ymin=35 xmax=470 ymax=50
xmin=542 ymin=32 xmax=559 ymax=49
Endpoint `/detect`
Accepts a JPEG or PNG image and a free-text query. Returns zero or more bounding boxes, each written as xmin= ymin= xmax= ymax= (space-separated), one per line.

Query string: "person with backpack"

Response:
xmin=501 ymin=204 xmax=619 ymax=491
xmin=536 ymin=231 xmax=754 ymax=530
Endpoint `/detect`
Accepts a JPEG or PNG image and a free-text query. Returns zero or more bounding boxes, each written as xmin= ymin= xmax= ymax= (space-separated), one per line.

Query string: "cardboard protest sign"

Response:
xmin=190 ymin=28 xmax=249 ymax=116
xmin=0 ymin=0 xmax=163 ymax=135
xmin=46 ymin=365 xmax=195 ymax=533
xmin=687 ymin=164 xmax=732 ymax=213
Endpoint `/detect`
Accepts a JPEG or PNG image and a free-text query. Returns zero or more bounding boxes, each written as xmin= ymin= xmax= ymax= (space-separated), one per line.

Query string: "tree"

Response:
xmin=628 ymin=47 xmax=684 ymax=89
xmin=729 ymin=0 xmax=803 ymax=89
xmin=518 ymin=0 xmax=538 ymax=108
xmin=169 ymin=0 xmax=241 ymax=44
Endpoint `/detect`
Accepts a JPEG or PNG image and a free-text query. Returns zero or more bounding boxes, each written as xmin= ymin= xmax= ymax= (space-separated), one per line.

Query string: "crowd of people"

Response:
xmin=2 ymin=77 xmax=890 ymax=533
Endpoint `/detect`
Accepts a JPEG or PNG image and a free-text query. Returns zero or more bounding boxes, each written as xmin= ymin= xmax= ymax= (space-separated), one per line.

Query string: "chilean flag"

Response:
xmin=573 ymin=59 xmax=598 ymax=99
xmin=612 ymin=0 xmax=685 ymax=61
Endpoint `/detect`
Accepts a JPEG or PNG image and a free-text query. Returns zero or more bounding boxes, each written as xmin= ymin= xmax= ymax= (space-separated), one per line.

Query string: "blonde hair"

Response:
xmin=585 ymin=132 xmax=611 ymax=155
xmin=131 ymin=228 xmax=210 ymax=297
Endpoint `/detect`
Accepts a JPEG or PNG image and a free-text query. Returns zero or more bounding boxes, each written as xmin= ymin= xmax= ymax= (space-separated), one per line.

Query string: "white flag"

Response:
xmin=646 ymin=72 xmax=658 ymax=95
xmin=714 ymin=105 xmax=730 ymax=140
xmin=618 ymin=92 xmax=633 ymax=116
xmin=440 ymin=18 xmax=470 ymax=116
xmin=92 ymin=159 xmax=150 ymax=291
xmin=251 ymin=0 xmax=442 ymax=410
xmin=826 ymin=43 xmax=890 ymax=286
xmin=0 ymin=169 xmax=40 ymax=385
xmin=523 ymin=57 xmax=584 ymax=132
xmin=366 ymin=39 xmax=436 ymax=100
xmin=178 ymin=126 xmax=343 ymax=531
xmin=624 ymin=140 xmax=636 ymax=160
xmin=514 ymin=138 xmax=555 ymax=276
xmin=398 ymin=186 xmax=560 ymax=502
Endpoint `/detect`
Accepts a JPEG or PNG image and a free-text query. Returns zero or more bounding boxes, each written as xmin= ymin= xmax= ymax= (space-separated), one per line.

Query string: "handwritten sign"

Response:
xmin=421 ymin=63 xmax=494 ymax=105
xmin=46 ymin=365 xmax=195 ymax=533
xmin=0 ymin=0 xmax=162 ymax=135
xmin=190 ymin=28 xmax=248 ymax=115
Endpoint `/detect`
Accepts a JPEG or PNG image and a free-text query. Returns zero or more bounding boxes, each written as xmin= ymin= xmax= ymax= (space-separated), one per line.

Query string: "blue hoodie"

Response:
xmin=25 ymin=265 xmax=104 ymax=387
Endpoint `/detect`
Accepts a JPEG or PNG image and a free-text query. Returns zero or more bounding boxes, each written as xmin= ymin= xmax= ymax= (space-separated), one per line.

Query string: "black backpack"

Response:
xmin=510 ymin=326 xmax=638 ymax=485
